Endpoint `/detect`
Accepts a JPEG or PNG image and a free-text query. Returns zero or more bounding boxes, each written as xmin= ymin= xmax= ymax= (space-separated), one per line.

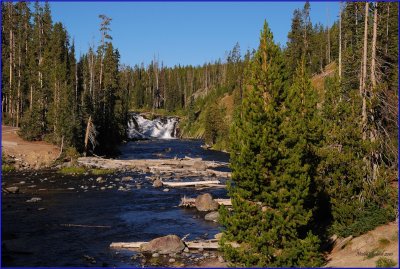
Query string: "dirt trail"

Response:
xmin=2 ymin=125 xmax=59 ymax=169
xmin=325 ymin=221 xmax=398 ymax=267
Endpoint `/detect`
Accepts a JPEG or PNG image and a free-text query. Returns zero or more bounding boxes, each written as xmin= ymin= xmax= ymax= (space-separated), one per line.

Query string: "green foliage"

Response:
xmin=204 ymin=102 xmax=228 ymax=146
xmin=219 ymin=21 xmax=322 ymax=267
xmin=65 ymin=147 xmax=80 ymax=161
xmin=336 ymin=205 xmax=395 ymax=238
xmin=378 ymin=238 xmax=390 ymax=247
xmin=59 ymin=166 xmax=114 ymax=176
xmin=318 ymin=74 xmax=396 ymax=238
xmin=58 ymin=166 xmax=86 ymax=175
xmin=90 ymin=168 xmax=115 ymax=175
xmin=2 ymin=164 xmax=16 ymax=173
xmin=376 ymin=257 xmax=397 ymax=268
xmin=2 ymin=153 xmax=15 ymax=173
xmin=366 ymin=248 xmax=383 ymax=259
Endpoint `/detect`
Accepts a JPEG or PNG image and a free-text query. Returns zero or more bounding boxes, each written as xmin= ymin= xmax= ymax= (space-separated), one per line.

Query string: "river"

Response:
xmin=2 ymin=139 xmax=229 ymax=267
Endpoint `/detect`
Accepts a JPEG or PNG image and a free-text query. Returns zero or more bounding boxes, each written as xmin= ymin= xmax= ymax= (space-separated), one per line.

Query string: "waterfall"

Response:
xmin=127 ymin=113 xmax=179 ymax=140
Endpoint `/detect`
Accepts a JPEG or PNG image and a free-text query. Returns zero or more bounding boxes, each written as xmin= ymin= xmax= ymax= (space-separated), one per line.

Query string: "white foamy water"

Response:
xmin=127 ymin=113 xmax=179 ymax=139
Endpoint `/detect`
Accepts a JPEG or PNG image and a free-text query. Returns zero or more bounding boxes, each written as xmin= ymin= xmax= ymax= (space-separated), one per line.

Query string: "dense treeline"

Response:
xmin=2 ymin=2 xmax=126 ymax=154
xmin=220 ymin=1 xmax=398 ymax=267
xmin=2 ymin=2 xmax=398 ymax=266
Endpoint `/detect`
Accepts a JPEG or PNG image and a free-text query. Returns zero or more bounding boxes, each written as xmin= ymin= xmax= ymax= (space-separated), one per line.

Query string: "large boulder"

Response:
xmin=204 ymin=211 xmax=219 ymax=222
xmin=153 ymin=179 xmax=163 ymax=188
xmin=195 ymin=193 xmax=219 ymax=212
xmin=140 ymin=235 xmax=185 ymax=254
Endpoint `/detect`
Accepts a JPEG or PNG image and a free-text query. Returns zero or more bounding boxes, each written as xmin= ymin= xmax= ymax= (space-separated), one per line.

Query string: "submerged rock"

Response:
xmin=140 ymin=234 xmax=185 ymax=254
xmin=5 ymin=187 xmax=19 ymax=194
xmin=195 ymin=193 xmax=219 ymax=212
xmin=26 ymin=197 xmax=42 ymax=203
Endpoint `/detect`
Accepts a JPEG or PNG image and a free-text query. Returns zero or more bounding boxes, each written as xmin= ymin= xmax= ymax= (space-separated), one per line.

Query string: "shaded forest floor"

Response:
xmin=2 ymin=125 xmax=59 ymax=169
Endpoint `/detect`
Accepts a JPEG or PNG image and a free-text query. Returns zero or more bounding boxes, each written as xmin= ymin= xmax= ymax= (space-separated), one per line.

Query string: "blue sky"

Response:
xmin=49 ymin=1 xmax=339 ymax=67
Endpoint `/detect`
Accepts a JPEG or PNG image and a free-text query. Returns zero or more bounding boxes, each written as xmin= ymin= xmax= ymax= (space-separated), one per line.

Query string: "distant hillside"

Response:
xmin=180 ymin=62 xmax=337 ymax=151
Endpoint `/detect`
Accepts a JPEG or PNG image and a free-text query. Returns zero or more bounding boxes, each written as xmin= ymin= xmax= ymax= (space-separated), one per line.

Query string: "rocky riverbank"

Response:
xmin=2 ymin=167 xmax=228 ymax=267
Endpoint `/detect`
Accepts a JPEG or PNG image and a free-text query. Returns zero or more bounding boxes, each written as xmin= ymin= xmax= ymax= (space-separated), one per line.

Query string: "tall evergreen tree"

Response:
xmin=219 ymin=21 xmax=321 ymax=267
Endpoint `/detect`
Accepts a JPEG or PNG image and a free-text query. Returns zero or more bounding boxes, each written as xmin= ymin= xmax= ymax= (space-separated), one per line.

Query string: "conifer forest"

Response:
xmin=1 ymin=1 xmax=399 ymax=268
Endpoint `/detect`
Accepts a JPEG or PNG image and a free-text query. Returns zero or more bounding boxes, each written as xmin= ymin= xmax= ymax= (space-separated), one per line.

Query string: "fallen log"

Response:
xmin=110 ymin=242 xmax=146 ymax=248
xmin=110 ymin=239 xmax=238 ymax=250
xmin=162 ymin=180 xmax=220 ymax=187
xmin=110 ymin=240 xmax=219 ymax=250
xmin=215 ymin=198 xmax=232 ymax=206
xmin=179 ymin=196 xmax=231 ymax=207
xmin=185 ymin=240 xmax=219 ymax=250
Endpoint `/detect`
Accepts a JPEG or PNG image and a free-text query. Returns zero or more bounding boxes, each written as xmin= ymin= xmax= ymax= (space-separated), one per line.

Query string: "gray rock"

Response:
xmin=140 ymin=234 xmax=185 ymax=254
xmin=153 ymin=179 xmax=163 ymax=188
xmin=100 ymin=187 xmax=106 ymax=190
xmin=114 ymin=178 xmax=120 ymax=182
xmin=203 ymin=252 xmax=209 ymax=257
xmin=183 ymin=247 xmax=189 ymax=253
xmin=121 ymin=176 xmax=133 ymax=182
xmin=163 ymin=188 xmax=170 ymax=192
xmin=26 ymin=197 xmax=42 ymax=203
xmin=5 ymin=186 xmax=19 ymax=194
xmin=218 ymin=255 xmax=225 ymax=263
xmin=204 ymin=211 xmax=219 ymax=222
xmin=96 ymin=177 xmax=105 ymax=183
xmin=19 ymin=181 xmax=26 ymax=184
xmin=168 ymin=258 xmax=175 ymax=263
xmin=152 ymin=253 xmax=160 ymax=258
xmin=195 ymin=193 xmax=219 ymax=211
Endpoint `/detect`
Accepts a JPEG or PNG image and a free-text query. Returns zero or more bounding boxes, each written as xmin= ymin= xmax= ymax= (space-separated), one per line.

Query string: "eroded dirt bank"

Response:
xmin=2 ymin=125 xmax=59 ymax=169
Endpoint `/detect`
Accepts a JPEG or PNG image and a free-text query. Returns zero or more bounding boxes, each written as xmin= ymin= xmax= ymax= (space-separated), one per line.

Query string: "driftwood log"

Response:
xmin=110 ymin=239 xmax=219 ymax=250
xmin=179 ymin=196 xmax=232 ymax=207
xmin=162 ymin=180 xmax=220 ymax=187
xmin=110 ymin=239 xmax=239 ymax=250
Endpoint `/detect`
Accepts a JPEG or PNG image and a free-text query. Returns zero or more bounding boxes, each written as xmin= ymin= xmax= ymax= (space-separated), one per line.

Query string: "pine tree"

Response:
xmin=219 ymin=21 xmax=321 ymax=267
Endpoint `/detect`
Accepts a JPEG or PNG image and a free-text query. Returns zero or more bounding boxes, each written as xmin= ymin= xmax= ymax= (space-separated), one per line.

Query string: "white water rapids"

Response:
xmin=127 ymin=113 xmax=179 ymax=139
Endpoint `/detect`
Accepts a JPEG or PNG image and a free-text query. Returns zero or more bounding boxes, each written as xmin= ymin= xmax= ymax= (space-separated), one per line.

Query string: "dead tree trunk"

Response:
xmin=370 ymin=3 xmax=379 ymax=181
xmin=361 ymin=2 xmax=369 ymax=141
xmin=338 ymin=1 xmax=342 ymax=79
xmin=9 ymin=4 xmax=14 ymax=125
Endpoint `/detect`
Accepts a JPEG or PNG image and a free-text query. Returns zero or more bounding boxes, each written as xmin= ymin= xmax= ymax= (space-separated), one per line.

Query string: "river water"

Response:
xmin=2 ymin=139 xmax=229 ymax=267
